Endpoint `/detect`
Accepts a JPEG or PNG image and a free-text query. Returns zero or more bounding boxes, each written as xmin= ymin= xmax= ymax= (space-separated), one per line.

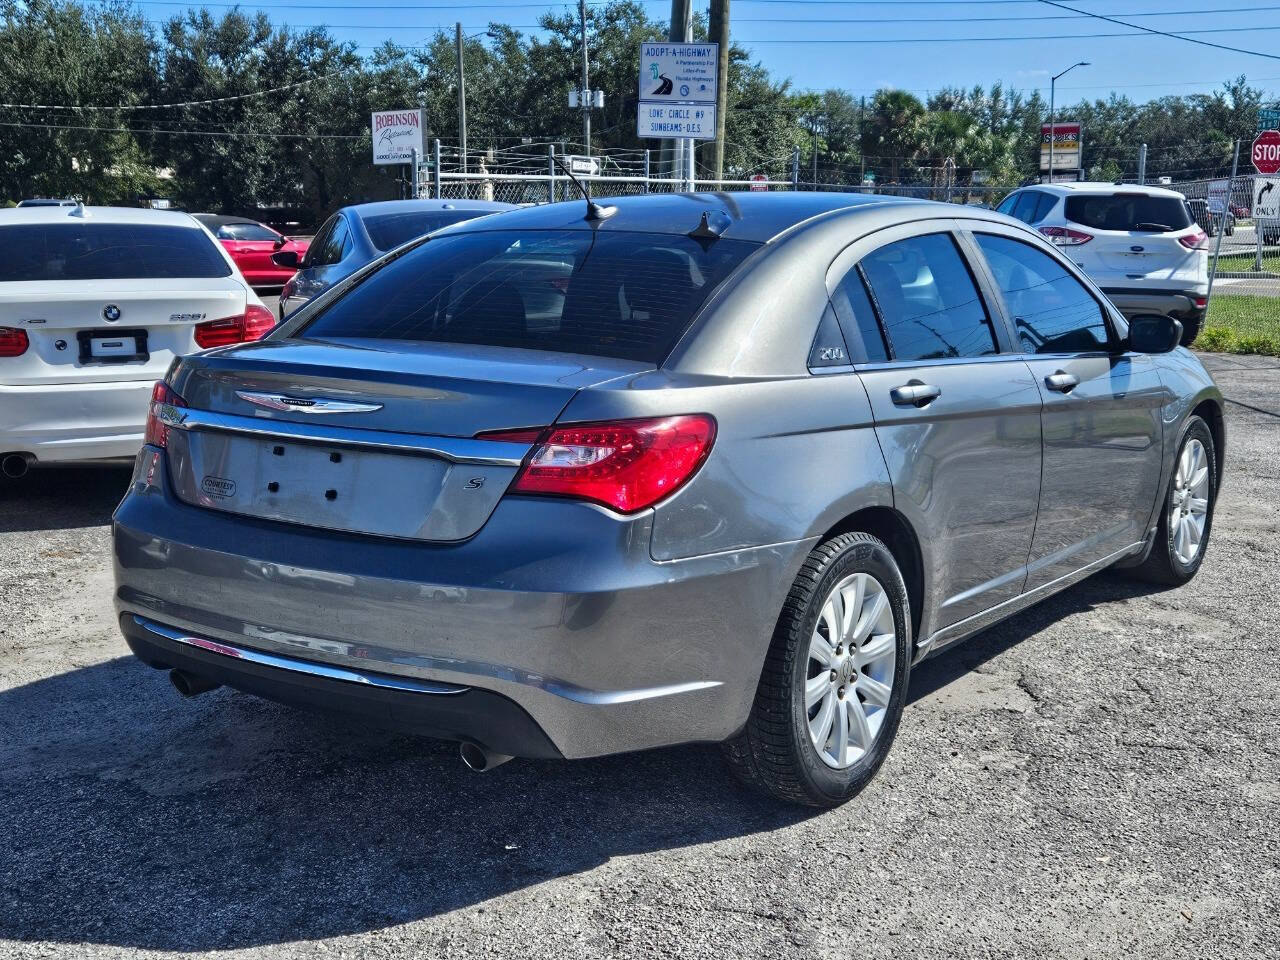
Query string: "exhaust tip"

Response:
xmin=169 ymin=668 xmax=221 ymax=698
xmin=1 ymin=453 xmax=32 ymax=479
xmin=460 ymin=741 xmax=513 ymax=773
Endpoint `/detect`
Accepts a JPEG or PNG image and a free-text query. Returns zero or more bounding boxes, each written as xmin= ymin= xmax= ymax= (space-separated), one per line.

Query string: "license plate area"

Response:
xmin=167 ymin=430 xmax=515 ymax=541
xmin=77 ymin=328 xmax=149 ymax=364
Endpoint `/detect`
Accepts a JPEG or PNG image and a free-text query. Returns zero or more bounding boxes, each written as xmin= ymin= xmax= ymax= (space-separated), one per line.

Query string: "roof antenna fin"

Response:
xmin=552 ymin=156 xmax=617 ymax=222
xmin=687 ymin=210 xmax=729 ymax=243
xmin=69 ymin=199 xmax=88 ymax=218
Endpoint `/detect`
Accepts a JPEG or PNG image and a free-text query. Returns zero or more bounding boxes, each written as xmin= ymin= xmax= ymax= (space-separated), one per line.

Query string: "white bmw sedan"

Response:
xmin=0 ymin=204 xmax=273 ymax=475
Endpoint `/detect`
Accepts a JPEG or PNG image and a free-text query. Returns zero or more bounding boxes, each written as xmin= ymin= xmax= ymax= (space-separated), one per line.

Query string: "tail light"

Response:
xmin=1038 ymin=226 xmax=1093 ymax=246
xmin=1192 ymin=296 xmax=1208 ymax=310
xmin=482 ymin=415 xmax=716 ymax=514
xmin=144 ymin=381 xmax=187 ymax=448
xmin=194 ymin=304 xmax=276 ymax=349
xmin=0 ymin=326 xmax=29 ymax=357
xmin=1179 ymin=231 xmax=1209 ymax=250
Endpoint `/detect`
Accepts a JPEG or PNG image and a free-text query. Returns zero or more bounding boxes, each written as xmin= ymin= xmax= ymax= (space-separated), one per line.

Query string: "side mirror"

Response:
xmin=273 ymin=236 xmax=286 ymax=249
xmin=1128 ymin=314 xmax=1183 ymax=354
xmin=271 ymin=250 xmax=300 ymax=269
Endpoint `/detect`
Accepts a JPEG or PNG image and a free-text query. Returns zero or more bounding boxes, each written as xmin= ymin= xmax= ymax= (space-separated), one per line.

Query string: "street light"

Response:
xmin=455 ymin=24 xmax=498 ymax=185
xmin=1049 ymin=61 xmax=1089 ymax=182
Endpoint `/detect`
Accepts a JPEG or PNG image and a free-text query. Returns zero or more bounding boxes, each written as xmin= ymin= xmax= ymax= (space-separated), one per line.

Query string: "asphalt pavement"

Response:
xmin=1 ymin=353 xmax=1277 ymax=959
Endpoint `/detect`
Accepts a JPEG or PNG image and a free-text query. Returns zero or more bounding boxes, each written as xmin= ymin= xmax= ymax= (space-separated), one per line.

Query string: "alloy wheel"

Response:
xmin=804 ymin=572 xmax=897 ymax=770
xmin=1171 ymin=437 xmax=1211 ymax=566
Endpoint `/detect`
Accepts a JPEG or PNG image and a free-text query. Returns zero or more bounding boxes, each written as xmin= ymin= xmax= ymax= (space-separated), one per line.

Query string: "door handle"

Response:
xmin=890 ymin=380 xmax=942 ymax=408
xmin=1044 ymin=371 xmax=1080 ymax=393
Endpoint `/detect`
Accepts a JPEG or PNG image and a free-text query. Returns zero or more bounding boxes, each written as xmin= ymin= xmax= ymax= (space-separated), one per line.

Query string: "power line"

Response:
xmin=0 ymin=71 xmax=346 ymax=112
xmin=1036 ymin=0 xmax=1280 ymax=60
xmin=0 ymin=119 xmax=364 ymax=139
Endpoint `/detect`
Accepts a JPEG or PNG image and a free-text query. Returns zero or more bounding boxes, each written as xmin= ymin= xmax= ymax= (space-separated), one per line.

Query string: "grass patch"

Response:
xmin=1198 ymin=294 xmax=1280 ymax=356
xmin=1214 ymin=249 xmax=1280 ymax=274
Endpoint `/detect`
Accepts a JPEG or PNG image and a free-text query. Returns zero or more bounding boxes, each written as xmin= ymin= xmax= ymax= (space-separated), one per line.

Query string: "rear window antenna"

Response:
xmin=552 ymin=156 xmax=617 ymax=222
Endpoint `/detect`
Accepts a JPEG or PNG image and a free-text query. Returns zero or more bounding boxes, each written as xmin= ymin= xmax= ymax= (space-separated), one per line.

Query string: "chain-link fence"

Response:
xmin=418 ymin=141 xmax=1006 ymax=209
xmin=1171 ymin=177 xmax=1279 ymax=276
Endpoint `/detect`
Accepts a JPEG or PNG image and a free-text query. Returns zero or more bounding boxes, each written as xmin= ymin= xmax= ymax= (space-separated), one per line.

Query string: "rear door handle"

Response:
xmin=1044 ymin=371 xmax=1080 ymax=393
xmin=890 ymin=381 xmax=942 ymax=407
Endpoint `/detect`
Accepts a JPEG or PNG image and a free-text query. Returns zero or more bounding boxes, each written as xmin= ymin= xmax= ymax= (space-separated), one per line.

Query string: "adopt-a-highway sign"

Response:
xmin=637 ymin=102 xmax=716 ymax=140
xmin=638 ymin=42 xmax=718 ymax=104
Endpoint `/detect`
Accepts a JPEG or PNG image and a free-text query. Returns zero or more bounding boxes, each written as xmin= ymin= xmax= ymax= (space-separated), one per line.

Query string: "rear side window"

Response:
xmin=362 ymin=211 xmax=496 ymax=252
xmin=1064 ymin=193 xmax=1193 ymax=232
xmin=217 ymin=222 xmax=278 ymax=241
xmin=975 ymin=234 xmax=1109 ymax=354
xmin=313 ymin=217 xmax=351 ymax=265
xmin=860 ymin=233 xmax=998 ymax=361
xmin=0 ymin=223 xmax=231 ymax=281
xmin=298 ymin=230 xmax=759 ymax=364
xmin=830 ymin=266 xmax=888 ymax=362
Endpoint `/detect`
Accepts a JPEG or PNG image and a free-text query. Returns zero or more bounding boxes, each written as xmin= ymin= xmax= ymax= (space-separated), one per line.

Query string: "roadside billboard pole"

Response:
xmin=1207 ymin=139 xmax=1240 ymax=307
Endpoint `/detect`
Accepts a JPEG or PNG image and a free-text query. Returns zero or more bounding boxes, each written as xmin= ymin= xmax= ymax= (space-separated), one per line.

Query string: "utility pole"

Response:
xmin=579 ymin=0 xmax=591 ymax=155
xmin=662 ymin=0 xmax=692 ymax=181
xmin=1138 ymin=143 xmax=1147 ymax=185
xmin=708 ymin=0 xmax=729 ymax=184
xmin=1206 ymin=138 xmax=1240 ymax=306
xmin=455 ymin=22 xmax=467 ymax=191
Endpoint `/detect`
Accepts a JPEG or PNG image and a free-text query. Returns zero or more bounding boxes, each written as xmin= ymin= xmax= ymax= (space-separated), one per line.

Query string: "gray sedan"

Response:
xmin=114 ymin=192 xmax=1223 ymax=807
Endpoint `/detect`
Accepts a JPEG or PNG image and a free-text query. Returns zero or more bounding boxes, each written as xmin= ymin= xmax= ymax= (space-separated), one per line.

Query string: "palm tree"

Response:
xmin=860 ymin=89 xmax=926 ymax=183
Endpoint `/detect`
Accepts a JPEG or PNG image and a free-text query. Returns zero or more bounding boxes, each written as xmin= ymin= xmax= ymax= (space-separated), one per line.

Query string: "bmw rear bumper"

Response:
xmin=0 ymin=378 xmax=151 ymax=462
xmin=112 ymin=447 xmax=811 ymax=759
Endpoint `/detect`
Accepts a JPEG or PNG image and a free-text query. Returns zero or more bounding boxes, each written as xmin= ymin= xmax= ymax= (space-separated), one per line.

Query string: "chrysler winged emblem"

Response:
xmin=235 ymin=391 xmax=383 ymax=414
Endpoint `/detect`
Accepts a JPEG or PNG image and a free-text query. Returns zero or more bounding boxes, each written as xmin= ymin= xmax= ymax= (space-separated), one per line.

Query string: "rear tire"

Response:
xmin=1179 ymin=315 xmax=1202 ymax=347
xmin=723 ymin=532 xmax=911 ymax=808
xmin=1130 ymin=416 xmax=1216 ymax=586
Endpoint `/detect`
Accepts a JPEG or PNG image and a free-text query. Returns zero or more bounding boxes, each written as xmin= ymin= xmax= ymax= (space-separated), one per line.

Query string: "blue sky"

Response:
xmin=131 ymin=0 xmax=1280 ymax=106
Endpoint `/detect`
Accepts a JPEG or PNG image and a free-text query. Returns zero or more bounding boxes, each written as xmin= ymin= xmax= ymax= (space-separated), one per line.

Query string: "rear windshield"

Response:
xmin=362 ymin=210 xmax=500 ymax=252
xmin=0 ymin=223 xmax=232 ymax=281
xmin=1064 ymin=194 xmax=1193 ymax=232
xmin=298 ymin=229 xmax=759 ymax=363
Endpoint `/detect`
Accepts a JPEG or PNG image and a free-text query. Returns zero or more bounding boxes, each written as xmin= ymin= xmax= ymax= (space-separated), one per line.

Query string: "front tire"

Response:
xmin=1131 ymin=416 xmax=1217 ymax=585
xmin=724 ymin=532 xmax=911 ymax=807
xmin=1179 ymin=314 xmax=1202 ymax=347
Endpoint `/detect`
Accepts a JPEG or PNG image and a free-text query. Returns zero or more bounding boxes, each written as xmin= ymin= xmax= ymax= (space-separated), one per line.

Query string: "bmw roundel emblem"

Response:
xmin=102 ymin=304 xmax=121 ymax=322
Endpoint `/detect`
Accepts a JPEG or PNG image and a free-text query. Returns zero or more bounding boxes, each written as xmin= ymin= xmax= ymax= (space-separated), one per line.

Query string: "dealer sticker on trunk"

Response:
xmin=201 ymin=475 xmax=236 ymax=499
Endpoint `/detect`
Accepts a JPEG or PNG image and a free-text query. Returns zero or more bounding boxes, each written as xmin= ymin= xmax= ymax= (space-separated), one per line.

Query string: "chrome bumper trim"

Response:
xmin=159 ymin=404 xmax=528 ymax=466
xmin=134 ymin=615 xmax=469 ymax=695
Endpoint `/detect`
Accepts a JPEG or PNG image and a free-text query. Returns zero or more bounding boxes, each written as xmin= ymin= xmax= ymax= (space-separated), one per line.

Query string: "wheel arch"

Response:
xmin=1191 ymin=397 xmax=1225 ymax=488
xmin=818 ymin=506 xmax=925 ymax=645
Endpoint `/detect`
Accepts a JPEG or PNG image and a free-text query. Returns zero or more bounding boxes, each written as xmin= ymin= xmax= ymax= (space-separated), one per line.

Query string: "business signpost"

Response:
xmin=372 ymin=109 xmax=426 ymax=197
xmin=637 ymin=42 xmax=718 ymax=190
xmin=1040 ymin=121 xmax=1083 ymax=181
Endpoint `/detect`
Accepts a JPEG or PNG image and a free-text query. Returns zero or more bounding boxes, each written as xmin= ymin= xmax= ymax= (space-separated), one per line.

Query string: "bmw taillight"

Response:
xmin=1038 ymin=226 xmax=1093 ymax=246
xmin=144 ymin=381 xmax=187 ymax=448
xmin=0 ymin=326 xmax=29 ymax=357
xmin=482 ymin=415 xmax=717 ymax=514
xmin=194 ymin=304 xmax=276 ymax=349
xmin=1179 ymin=231 xmax=1209 ymax=250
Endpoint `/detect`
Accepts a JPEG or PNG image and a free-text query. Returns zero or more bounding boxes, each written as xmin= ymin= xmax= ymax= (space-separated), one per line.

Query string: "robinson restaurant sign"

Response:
xmin=372 ymin=109 xmax=425 ymax=165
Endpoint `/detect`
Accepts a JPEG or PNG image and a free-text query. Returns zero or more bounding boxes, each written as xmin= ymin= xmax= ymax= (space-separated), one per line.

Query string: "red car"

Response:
xmin=193 ymin=215 xmax=310 ymax=288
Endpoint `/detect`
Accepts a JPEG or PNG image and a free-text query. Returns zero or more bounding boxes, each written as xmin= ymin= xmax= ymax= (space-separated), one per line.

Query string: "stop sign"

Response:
xmin=1253 ymin=130 xmax=1280 ymax=175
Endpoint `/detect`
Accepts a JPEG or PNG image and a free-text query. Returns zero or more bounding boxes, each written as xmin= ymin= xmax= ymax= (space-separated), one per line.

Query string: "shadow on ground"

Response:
xmin=0 ymin=560 xmax=1164 ymax=951
xmin=0 ymin=463 xmax=133 ymax=534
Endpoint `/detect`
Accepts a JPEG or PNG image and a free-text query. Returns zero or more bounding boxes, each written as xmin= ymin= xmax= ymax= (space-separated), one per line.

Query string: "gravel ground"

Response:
xmin=1 ymin=353 xmax=1277 ymax=959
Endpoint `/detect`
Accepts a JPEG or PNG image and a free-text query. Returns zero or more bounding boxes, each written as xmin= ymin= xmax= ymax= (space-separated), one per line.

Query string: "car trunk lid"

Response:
xmin=0 ymin=278 xmax=246 ymax=385
xmin=162 ymin=338 xmax=651 ymax=541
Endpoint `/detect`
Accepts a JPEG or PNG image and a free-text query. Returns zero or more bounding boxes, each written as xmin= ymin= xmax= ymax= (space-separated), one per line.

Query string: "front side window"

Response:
xmin=0 ymin=223 xmax=231 ymax=281
xmin=974 ymin=233 xmax=1109 ymax=354
xmin=859 ymin=233 xmax=998 ymax=362
xmin=298 ymin=229 xmax=760 ymax=364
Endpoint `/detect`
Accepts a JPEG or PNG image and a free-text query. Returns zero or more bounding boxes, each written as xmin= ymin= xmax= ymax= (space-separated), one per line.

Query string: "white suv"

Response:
xmin=0 ymin=205 xmax=273 ymax=476
xmin=995 ymin=183 xmax=1208 ymax=345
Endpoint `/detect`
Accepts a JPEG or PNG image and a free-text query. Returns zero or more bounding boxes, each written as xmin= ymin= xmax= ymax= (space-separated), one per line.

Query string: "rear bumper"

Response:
xmin=121 ymin=614 xmax=563 ymax=758
xmin=0 ymin=378 xmax=151 ymax=462
xmin=1102 ymin=287 xmax=1206 ymax=322
xmin=113 ymin=448 xmax=811 ymax=759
